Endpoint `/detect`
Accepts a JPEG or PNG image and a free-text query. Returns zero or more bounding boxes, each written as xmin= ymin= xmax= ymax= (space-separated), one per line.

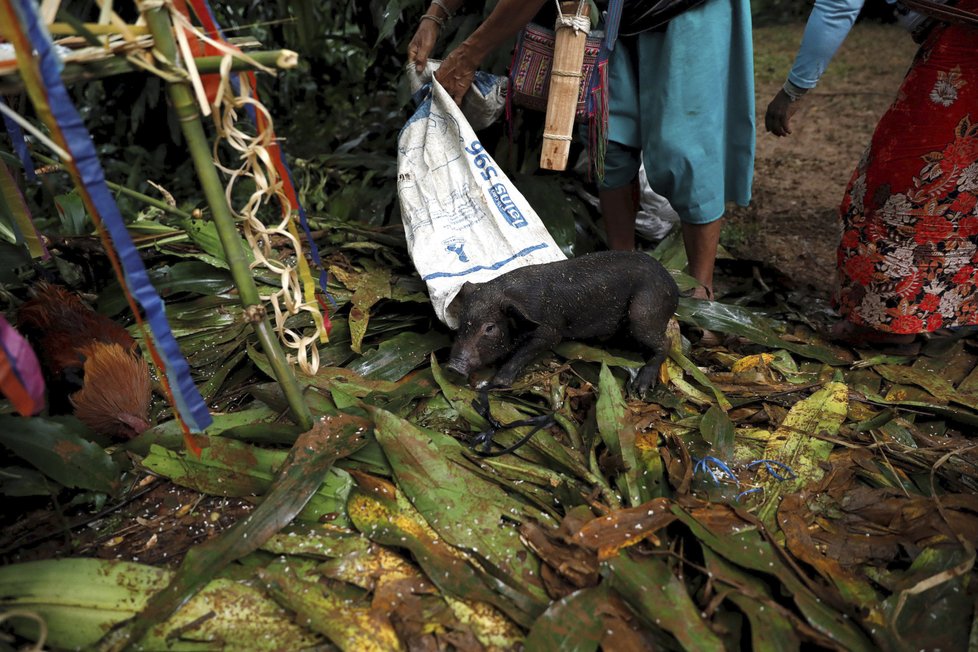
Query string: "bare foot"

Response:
xmin=829 ymin=321 xmax=920 ymax=355
xmin=829 ymin=321 xmax=916 ymax=345
xmin=688 ymin=286 xmax=714 ymax=301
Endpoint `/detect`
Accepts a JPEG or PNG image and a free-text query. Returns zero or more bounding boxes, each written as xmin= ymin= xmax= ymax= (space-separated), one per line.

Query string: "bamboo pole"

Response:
xmin=141 ymin=6 xmax=313 ymax=430
xmin=540 ymin=1 xmax=590 ymax=171
xmin=0 ymin=50 xmax=297 ymax=95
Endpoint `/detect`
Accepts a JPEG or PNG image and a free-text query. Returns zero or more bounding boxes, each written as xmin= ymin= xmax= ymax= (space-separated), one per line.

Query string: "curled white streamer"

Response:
xmin=209 ymin=52 xmax=325 ymax=375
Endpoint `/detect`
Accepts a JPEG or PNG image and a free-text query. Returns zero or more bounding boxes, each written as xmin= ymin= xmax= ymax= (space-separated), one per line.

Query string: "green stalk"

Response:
xmin=108 ymin=182 xmax=191 ymax=219
xmin=0 ymin=150 xmax=191 ymax=220
xmin=142 ymin=8 xmax=312 ymax=430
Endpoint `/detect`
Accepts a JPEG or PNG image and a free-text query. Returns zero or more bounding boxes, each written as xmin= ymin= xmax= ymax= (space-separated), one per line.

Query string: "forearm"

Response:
xmin=422 ymin=0 xmax=467 ymax=22
xmin=786 ymin=0 xmax=864 ymax=90
xmin=460 ymin=0 xmax=549 ymax=64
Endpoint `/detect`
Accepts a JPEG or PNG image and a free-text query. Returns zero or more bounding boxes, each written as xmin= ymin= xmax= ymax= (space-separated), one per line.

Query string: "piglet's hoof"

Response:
xmin=626 ymin=361 xmax=663 ymax=399
xmin=626 ymin=381 xmax=652 ymax=400
xmin=473 ymin=374 xmax=508 ymax=391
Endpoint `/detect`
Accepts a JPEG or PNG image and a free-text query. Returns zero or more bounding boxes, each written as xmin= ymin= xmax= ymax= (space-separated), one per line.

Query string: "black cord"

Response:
xmin=467 ymin=388 xmax=556 ymax=457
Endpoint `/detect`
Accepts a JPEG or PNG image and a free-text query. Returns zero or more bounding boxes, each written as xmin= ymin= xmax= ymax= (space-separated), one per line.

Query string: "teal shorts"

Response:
xmin=593 ymin=0 xmax=755 ymax=224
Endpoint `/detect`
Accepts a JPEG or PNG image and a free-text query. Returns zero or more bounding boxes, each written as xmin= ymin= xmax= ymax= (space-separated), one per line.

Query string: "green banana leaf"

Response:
xmin=261 ymin=561 xmax=402 ymax=652
xmin=0 ymin=558 xmax=320 ymax=651
xmin=602 ymin=553 xmax=725 ymax=652
xmin=347 ymin=472 xmax=538 ymax=628
xmin=523 ymin=586 xmax=610 ymax=652
xmin=676 ymin=299 xmax=849 ymax=366
xmin=0 ymin=415 xmax=120 ymax=494
xmin=94 ymin=414 xmax=368 ymax=651
xmin=596 ymin=364 xmax=644 ymax=507
xmin=756 ymin=381 xmax=848 ymax=527
xmin=370 ymin=406 xmax=549 ymax=605
xmin=141 ymin=438 xmax=354 ymax=524
xmin=701 ymin=547 xmax=803 ymax=652
xmin=347 ymin=329 xmax=449 ymax=381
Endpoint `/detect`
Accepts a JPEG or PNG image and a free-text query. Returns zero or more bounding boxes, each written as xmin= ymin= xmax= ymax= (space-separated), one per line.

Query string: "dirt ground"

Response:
xmin=727 ymin=21 xmax=919 ymax=298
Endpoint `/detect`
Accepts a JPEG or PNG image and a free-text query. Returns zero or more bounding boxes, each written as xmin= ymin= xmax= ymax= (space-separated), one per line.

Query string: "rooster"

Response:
xmin=16 ymin=282 xmax=151 ymax=439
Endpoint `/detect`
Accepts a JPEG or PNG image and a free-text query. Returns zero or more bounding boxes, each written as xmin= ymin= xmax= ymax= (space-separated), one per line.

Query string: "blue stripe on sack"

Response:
xmin=0 ymin=97 xmax=37 ymax=183
xmin=14 ymin=0 xmax=212 ymax=432
xmin=421 ymin=243 xmax=550 ymax=280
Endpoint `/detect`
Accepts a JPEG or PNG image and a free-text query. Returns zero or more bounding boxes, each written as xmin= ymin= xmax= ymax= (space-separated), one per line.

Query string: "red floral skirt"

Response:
xmin=837 ymin=10 xmax=978 ymax=334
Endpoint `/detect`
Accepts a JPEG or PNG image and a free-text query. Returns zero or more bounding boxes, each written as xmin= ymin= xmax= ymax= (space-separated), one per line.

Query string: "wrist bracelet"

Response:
xmin=782 ymin=80 xmax=809 ymax=102
xmin=420 ymin=13 xmax=445 ymax=27
xmin=431 ymin=0 xmax=455 ymax=17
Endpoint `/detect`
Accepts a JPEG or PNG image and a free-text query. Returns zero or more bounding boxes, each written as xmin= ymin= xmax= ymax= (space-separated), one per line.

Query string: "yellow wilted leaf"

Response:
xmin=731 ymin=353 xmax=776 ymax=373
xmin=756 ymin=381 xmax=849 ymax=528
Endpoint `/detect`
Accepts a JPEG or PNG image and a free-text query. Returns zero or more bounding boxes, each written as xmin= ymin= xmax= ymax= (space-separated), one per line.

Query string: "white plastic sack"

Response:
xmin=405 ymin=61 xmax=507 ymax=131
xmin=398 ymin=79 xmax=566 ymax=329
xmin=635 ymin=161 xmax=680 ymax=241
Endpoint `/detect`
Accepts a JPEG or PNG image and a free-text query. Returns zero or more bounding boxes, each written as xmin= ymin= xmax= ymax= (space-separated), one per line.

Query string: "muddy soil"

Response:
xmin=727 ymin=22 xmax=918 ymax=298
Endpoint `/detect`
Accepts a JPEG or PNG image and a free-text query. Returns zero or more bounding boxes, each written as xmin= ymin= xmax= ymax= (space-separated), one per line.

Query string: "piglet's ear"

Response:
xmin=456 ymin=282 xmax=476 ymax=301
xmin=502 ymin=299 xmax=539 ymax=328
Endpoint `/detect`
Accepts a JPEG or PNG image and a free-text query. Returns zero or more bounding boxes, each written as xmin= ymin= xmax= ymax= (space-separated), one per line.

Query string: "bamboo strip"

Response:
xmin=96 ymin=0 xmax=111 ymax=27
xmin=39 ymin=0 xmax=60 ymax=24
xmin=47 ymin=22 xmax=150 ymax=35
xmin=172 ymin=12 xmax=212 ymax=117
xmin=93 ymin=0 xmax=141 ymax=45
xmin=0 ymin=50 xmax=298 ymax=100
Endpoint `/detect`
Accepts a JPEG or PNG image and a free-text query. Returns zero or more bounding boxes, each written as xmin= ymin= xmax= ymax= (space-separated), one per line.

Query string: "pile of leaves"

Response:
xmin=1 ymin=217 xmax=977 ymax=651
xmin=1 ymin=3 xmax=976 ymax=647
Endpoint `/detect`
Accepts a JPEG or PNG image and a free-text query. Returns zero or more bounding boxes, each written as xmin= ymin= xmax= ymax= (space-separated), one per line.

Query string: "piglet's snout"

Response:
xmin=445 ymin=355 xmax=473 ymax=377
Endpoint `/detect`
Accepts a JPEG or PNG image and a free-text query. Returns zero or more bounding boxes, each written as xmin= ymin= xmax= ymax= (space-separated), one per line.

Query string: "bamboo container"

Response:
xmin=540 ymin=1 xmax=591 ymax=171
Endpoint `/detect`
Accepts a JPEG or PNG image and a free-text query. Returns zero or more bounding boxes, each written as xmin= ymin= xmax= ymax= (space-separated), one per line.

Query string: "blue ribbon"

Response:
xmin=283 ymin=162 xmax=336 ymax=307
xmin=0 ymin=97 xmax=37 ymax=183
xmin=13 ymin=0 xmax=212 ymax=432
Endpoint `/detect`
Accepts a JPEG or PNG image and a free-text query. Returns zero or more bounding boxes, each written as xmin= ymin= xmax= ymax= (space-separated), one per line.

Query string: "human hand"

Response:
xmin=433 ymin=43 xmax=479 ymax=105
xmin=408 ymin=20 xmax=440 ymax=73
xmin=764 ymin=89 xmax=802 ymax=137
